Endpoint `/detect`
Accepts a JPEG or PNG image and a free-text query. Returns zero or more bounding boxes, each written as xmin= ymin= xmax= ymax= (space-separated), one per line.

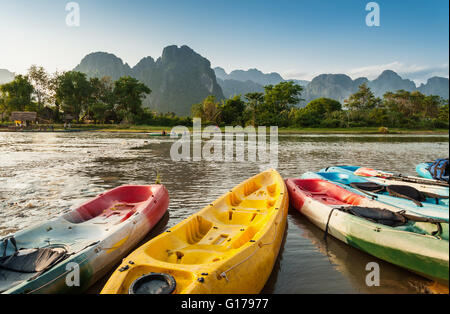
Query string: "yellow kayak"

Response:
xmin=101 ymin=169 xmax=288 ymax=294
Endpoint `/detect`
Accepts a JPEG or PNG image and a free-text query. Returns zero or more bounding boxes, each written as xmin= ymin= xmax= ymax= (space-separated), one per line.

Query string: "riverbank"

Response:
xmin=0 ymin=123 xmax=448 ymax=135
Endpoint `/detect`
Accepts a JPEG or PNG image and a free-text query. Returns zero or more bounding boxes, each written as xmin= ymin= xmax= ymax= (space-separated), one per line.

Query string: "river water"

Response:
xmin=0 ymin=131 xmax=448 ymax=294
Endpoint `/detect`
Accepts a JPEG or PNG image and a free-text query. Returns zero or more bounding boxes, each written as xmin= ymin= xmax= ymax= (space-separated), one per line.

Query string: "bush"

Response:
xmin=320 ymin=118 xmax=341 ymax=128
xmin=378 ymin=127 xmax=389 ymax=134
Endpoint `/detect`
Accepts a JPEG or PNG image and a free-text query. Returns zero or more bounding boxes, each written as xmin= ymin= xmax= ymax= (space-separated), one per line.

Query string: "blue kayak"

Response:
xmin=416 ymin=163 xmax=434 ymax=180
xmin=320 ymin=166 xmax=449 ymax=197
xmin=301 ymin=171 xmax=449 ymax=222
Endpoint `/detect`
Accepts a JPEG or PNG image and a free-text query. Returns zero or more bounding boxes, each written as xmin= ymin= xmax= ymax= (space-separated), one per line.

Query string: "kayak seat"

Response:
xmin=350 ymin=182 xmax=386 ymax=193
xmin=0 ymin=246 xmax=67 ymax=293
xmin=349 ymin=182 xmax=444 ymax=206
xmin=101 ymin=203 xmax=137 ymax=222
xmin=337 ymin=206 xmax=408 ymax=227
xmin=387 ymin=185 xmax=426 ymax=202
xmin=0 ymin=246 xmax=67 ymax=273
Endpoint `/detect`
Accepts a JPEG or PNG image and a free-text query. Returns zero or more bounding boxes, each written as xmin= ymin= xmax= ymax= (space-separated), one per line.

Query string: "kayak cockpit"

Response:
xmin=290 ymin=179 xmax=365 ymax=206
xmin=0 ymin=240 xmax=68 ymax=293
xmin=63 ymin=185 xmax=155 ymax=224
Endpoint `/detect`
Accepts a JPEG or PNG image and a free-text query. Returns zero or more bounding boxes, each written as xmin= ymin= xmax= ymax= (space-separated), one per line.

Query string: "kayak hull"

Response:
xmin=416 ymin=163 xmax=434 ymax=180
xmin=286 ymin=178 xmax=449 ymax=285
xmin=2 ymin=185 xmax=169 ymax=294
xmin=101 ymin=169 xmax=289 ymax=294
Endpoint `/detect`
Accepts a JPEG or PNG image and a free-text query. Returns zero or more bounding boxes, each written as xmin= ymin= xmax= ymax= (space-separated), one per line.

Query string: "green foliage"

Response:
xmin=219 ymin=95 xmax=245 ymax=125
xmin=0 ymin=75 xmax=35 ymax=113
xmin=136 ymin=110 xmax=192 ymax=126
xmin=438 ymin=102 xmax=449 ymax=122
xmin=54 ymin=71 xmax=92 ymax=121
xmin=113 ymin=76 xmax=151 ymax=124
xmin=292 ymin=98 xmax=342 ymax=127
xmin=191 ymin=81 xmax=448 ymax=130
xmin=0 ymin=64 xmax=447 ymax=130
xmin=0 ymin=92 xmax=6 ymax=121
xmin=27 ymin=65 xmax=50 ymax=111
xmin=87 ymin=77 xmax=116 ymax=123
xmin=345 ymin=82 xmax=381 ymax=111
xmin=258 ymin=81 xmax=303 ymax=126
xmin=191 ymin=95 xmax=221 ymax=124
xmin=244 ymin=92 xmax=264 ymax=126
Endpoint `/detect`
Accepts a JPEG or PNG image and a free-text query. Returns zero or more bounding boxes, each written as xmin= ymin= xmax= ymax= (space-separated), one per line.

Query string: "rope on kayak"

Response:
xmin=219 ymin=217 xmax=281 ymax=282
xmin=324 ymin=208 xmax=337 ymax=241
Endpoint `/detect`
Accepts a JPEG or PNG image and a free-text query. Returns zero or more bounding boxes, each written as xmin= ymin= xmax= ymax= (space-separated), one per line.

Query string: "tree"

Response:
xmin=263 ymin=81 xmax=303 ymax=112
xmin=258 ymin=81 xmax=303 ymax=126
xmin=28 ymin=65 xmax=50 ymax=111
xmin=0 ymin=75 xmax=35 ymax=112
xmin=382 ymin=90 xmax=441 ymax=119
xmin=293 ymin=98 xmax=342 ymax=127
xmin=54 ymin=71 xmax=92 ymax=122
xmin=0 ymin=92 xmax=7 ymax=121
xmin=219 ymin=95 xmax=245 ymax=125
xmin=113 ymin=76 xmax=151 ymax=124
xmin=438 ymin=101 xmax=449 ymax=122
xmin=87 ymin=77 xmax=116 ymax=123
xmin=345 ymin=83 xmax=381 ymax=111
xmin=244 ymin=92 xmax=264 ymax=126
xmin=305 ymin=98 xmax=342 ymax=115
xmin=191 ymin=95 xmax=221 ymax=124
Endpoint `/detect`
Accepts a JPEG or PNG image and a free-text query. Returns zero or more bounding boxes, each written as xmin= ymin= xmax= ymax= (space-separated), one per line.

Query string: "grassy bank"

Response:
xmin=1 ymin=123 xmax=448 ymax=135
xmin=78 ymin=125 xmax=450 ymax=135
xmin=276 ymin=127 xmax=449 ymax=135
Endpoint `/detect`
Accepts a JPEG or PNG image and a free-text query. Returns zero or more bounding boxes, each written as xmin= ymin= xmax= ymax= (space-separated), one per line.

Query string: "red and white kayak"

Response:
xmin=1 ymin=185 xmax=169 ymax=294
xmin=285 ymin=178 xmax=449 ymax=284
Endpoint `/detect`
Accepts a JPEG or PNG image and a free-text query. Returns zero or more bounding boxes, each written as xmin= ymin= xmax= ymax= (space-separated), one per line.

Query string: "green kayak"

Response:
xmin=286 ymin=178 xmax=449 ymax=285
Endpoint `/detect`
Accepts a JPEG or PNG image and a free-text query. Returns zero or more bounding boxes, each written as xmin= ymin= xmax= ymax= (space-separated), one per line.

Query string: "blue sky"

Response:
xmin=0 ymin=0 xmax=448 ymax=84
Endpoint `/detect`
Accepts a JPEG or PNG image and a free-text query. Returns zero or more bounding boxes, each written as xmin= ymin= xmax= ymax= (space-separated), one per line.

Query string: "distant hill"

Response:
xmin=0 ymin=69 xmax=15 ymax=84
xmin=216 ymin=78 xmax=264 ymax=98
xmin=215 ymin=66 xmax=449 ymax=105
xmin=74 ymin=45 xmax=224 ymax=116
xmin=367 ymin=70 xmax=416 ymax=97
xmin=74 ymin=52 xmax=133 ymax=81
xmin=418 ymin=77 xmax=449 ymax=100
xmin=214 ymin=67 xmax=284 ymax=86
xmin=302 ymin=70 xmax=449 ymax=104
xmin=288 ymin=79 xmax=311 ymax=88
xmin=303 ymin=74 xmax=365 ymax=104
xmin=214 ymin=68 xmax=310 ymax=100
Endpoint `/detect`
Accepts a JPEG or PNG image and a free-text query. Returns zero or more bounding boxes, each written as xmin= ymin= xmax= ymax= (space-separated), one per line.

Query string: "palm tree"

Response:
xmin=244 ymin=92 xmax=264 ymax=126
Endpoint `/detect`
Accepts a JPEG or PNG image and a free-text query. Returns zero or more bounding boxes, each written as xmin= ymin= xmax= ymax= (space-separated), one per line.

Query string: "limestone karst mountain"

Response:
xmin=0 ymin=69 xmax=15 ymax=84
xmin=74 ymin=46 xmax=224 ymax=116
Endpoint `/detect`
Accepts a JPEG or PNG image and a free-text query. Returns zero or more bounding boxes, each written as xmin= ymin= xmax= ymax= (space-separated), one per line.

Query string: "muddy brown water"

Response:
xmin=0 ymin=132 xmax=448 ymax=294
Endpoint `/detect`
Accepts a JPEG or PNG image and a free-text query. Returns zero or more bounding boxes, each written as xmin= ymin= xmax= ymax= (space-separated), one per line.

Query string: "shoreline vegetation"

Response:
xmin=0 ymin=123 xmax=448 ymax=135
xmin=1 ymin=66 xmax=449 ymax=135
